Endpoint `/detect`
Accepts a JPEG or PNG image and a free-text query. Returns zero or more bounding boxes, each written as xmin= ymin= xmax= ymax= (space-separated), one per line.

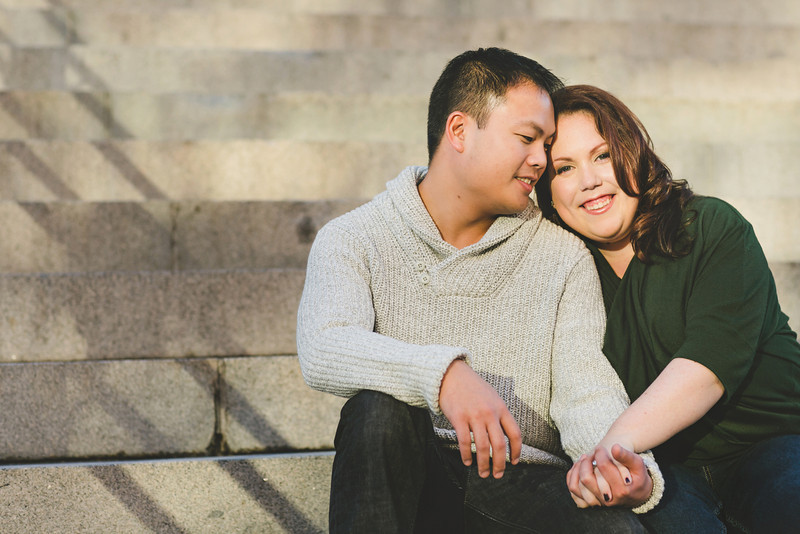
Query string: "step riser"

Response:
xmin=2 ymin=1 xmax=799 ymax=23
xmin=2 ymin=13 xmax=800 ymax=56
xmin=0 ymin=265 xmax=798 ymax=364
xmin=0 ymin=141 xmax=424 ymax=202
xmin=0 ymin=270 xmax=303 ymax=361
xmin=0 ymin=199 xmax=363 ymax=273
xmin=0 ymin=454 xmax=333 ymax=534
xmin=1 ymin=356 xmax=343 ymax=462
xmin=2 ymin=46 xmax=799 ymax=95
xmin=1 ymin=199 xmax=798 ymax=269
xmin=2 ymin=93 xmax=800 ymax=141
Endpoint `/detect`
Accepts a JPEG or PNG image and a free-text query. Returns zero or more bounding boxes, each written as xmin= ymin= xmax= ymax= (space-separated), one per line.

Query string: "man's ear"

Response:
xmin=444 ymin=111 xmax=468 ymax=153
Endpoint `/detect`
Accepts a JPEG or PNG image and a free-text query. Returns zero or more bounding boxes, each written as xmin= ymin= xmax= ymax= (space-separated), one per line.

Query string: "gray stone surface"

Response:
xmin=0 ymin=199 xmax=362 ymax=273
xmin=1 ymin=0 xmax=800 ymax=23
xmin=3 ymin=92 xmax=800 ymax=143
xmin=0 ymin=92 xmax=429 ymax=141
xmin=222 ymin=356 xmax=344 ymax=453
xmin=174 ymin=200 xmax=363 ymax=271
xmin=1 ymin=39 xmax=798 ymax=94
xmin=0 ymin=359 xmax=216 ymax=461
xmin=0 ymin=453 xmax=333 ymax=533
xmin=0 ymin=269 xmax=303 ymax=361
xmin=0 ymin=201 xmax=173 ymax=273
xmin=0 ymin=140 xmax=424 ymax=202
xmin=6 ymin=5 xmax=799 ymax=49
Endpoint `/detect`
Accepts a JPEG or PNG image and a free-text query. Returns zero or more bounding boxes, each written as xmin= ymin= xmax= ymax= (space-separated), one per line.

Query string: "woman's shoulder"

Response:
xmin=686 ymin=195 xmax=751 ymax=233
xmin=679 ymin=196 xmax=763 ymax=263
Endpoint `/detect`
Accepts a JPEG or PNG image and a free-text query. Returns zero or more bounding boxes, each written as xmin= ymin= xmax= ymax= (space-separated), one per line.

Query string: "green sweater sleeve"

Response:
xmin=672 ymin=199 xmax=771 ymax=401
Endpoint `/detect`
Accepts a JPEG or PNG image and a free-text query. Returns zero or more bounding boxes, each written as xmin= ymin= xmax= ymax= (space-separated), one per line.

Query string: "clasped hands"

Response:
xmin=440 ymin=360 xmax=652 ymax=508
xmin=566 ymin=443 xmax=653 ymax=508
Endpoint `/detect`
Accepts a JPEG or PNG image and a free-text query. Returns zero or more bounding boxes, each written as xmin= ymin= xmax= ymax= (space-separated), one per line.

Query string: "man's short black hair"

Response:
xmin=426 ymin=48 xmax=563 ymax=161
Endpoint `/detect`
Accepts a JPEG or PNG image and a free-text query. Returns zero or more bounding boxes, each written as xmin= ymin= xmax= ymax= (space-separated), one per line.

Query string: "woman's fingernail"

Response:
xmin=625 ymin=477 xmax=631 ymax=484
xmin=604 ymin=494 xmax=610 ymax=502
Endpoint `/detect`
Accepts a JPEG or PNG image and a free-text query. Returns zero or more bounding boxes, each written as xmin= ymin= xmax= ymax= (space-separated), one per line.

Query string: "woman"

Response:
xmin=535 ymin=85 xmax=800 ymax=533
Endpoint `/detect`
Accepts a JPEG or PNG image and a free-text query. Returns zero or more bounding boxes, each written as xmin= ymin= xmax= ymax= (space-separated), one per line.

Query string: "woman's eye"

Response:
xmin=596 ymin=152 xmax=610 ymax=161
xmin=555 ymin=165 xmax=573 ymax=175
xmin=519 ymin=135 xmax=533 ymax=143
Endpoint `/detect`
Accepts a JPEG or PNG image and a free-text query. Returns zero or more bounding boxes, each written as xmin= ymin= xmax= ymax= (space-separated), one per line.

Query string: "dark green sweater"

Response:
xmin=588 ymin=196 xmax=800 ymax=466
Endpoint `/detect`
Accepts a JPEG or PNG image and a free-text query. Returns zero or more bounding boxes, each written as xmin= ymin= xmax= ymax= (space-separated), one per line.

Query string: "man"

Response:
xmin=297 ymin=48 xmax=662 ymax=533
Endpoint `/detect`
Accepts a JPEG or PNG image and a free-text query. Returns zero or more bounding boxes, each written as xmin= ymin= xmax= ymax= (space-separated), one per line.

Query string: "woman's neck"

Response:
xmin=598 ymin=241 xmax=636 ymax=278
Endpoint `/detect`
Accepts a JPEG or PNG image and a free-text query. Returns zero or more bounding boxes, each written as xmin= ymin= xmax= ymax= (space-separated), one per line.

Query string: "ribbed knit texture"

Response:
xmin=297 ymin=166 xmax=663 ymax=512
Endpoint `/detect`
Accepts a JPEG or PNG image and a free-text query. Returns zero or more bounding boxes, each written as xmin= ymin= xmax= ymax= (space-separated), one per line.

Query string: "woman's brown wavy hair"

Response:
xmin=535 ymin=85 xmax=695 ymax=263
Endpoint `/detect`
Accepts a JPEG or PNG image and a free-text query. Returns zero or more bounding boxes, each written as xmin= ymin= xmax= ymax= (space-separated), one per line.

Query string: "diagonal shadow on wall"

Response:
xmin=3 ymin=3 xmax=326 ymax=530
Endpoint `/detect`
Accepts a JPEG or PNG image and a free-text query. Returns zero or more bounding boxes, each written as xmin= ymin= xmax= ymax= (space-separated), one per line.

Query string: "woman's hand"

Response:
xmin=567 ymin=443 xmax=653 ymax=508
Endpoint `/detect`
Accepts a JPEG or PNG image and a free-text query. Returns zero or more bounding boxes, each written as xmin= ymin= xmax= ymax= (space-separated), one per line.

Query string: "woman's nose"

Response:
xmin=580 ymin=167 xmax=603 ymax=189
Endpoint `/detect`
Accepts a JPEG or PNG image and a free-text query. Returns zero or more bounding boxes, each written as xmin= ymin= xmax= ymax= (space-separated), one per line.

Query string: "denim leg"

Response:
xmin=638 ymin=462 xmax=725 ymax=534
xmin=461 ymin=461 xmax=645 ymax=534
xmin=717 ymin=434 xmax=800 ymax=534
xmin=329 ymin=390 xmax=463 ymax=534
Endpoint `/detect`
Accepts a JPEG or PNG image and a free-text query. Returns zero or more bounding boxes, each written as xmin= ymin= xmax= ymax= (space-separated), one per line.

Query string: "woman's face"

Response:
xmin=549 ymin=112 xmax=639 ymax=250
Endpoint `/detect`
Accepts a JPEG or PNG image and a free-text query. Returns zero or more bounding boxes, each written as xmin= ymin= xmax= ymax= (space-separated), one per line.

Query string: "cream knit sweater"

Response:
xmin=297 ymin=166 xmax=663 ymax=513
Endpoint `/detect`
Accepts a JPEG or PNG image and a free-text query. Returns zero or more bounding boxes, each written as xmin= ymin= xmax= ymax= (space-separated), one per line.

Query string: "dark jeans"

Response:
xmin=329 ymin=390 xmax=645 ymax=534
xmin=640 ymin=435 xmax=800 ymax=534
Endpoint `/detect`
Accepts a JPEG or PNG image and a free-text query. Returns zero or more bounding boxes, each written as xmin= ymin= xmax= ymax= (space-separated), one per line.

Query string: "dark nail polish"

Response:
xmin=604 ymin=494 xmax=610 ymax=502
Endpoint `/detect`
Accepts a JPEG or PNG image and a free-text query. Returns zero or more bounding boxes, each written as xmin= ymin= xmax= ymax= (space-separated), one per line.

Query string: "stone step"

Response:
xmin=1 ymin=355 xmax=343 ymax=462
xmin=0 ymin=140 xmax=422 ymax=202
xmin=1 ymin=195 xmax=796 ymax=270
xmin=0 ymin=91 xmax=428 ymax=141
xmin=0 ymin=199 xmax=363 ymax=273
xmin=1 ymin=92 xmax=799 ymax=143
xmin=2 ymin=0 xmax=799 ymax=26
xmin=0 ymin=269 xmax=303 ymax=361
xmin=0 ymin=262 xmax=797 ymax=367
xmin=1 ymin=139 xmax=797 ymax=203
xmin=2 ymin=7 xmax=799 ymax=50
xmin=1 ymin=47 xmax=798 ymax=97
xmin=0 ymin=452 xmax=333 ymax=533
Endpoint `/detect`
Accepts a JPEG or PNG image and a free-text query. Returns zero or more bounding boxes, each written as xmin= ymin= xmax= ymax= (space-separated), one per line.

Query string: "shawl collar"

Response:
xmin=385 ymin=166 xmax=536 ymax=257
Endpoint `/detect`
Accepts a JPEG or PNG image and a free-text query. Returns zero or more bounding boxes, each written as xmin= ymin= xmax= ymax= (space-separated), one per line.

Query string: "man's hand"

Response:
xmin=566 ymin=443 xmax=652 ymax=508
xmin=439 ymin=359 xmax=521 ymax=479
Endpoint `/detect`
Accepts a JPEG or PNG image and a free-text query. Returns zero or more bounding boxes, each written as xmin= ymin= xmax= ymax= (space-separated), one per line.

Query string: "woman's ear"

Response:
xmin=444 ymin=111 xmax=467 ymax=153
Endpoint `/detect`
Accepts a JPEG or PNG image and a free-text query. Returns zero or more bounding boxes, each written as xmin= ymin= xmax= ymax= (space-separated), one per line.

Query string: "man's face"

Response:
xmin=461 ymin=83 xmax=555 ymax=219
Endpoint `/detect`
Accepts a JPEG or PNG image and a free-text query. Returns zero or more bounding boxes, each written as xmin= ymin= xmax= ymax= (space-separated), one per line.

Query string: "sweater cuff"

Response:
xmin=429 ymin=353 xmax=470 ymax=415
xmin=631 ymin=453 xmax=665 ymax=514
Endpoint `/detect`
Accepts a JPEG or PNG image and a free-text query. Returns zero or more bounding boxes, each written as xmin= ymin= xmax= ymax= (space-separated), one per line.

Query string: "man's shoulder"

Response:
xmin=313 ymin=191 xmax=394 ymax=250
xmin=524 ymin=213 xmax=591 ymax=258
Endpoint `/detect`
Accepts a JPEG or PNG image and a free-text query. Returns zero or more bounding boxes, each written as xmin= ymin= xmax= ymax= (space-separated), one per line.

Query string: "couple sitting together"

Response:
xmin=297 ymin=47 xmax=800 ymax=533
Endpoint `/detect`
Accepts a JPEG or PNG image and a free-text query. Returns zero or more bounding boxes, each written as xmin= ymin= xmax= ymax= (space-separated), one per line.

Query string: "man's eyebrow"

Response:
xmin=517 ymin=121 xmax=547 ymax=136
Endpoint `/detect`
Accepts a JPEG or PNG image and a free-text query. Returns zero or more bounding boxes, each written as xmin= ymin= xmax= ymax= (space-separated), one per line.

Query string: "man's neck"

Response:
xmin=418 ymin=166 xmax=496 ymax=250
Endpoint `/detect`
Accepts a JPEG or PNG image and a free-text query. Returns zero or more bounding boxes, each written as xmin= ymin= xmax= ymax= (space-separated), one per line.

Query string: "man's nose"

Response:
xmin=526 ymin=144 xmax=547 ymax=169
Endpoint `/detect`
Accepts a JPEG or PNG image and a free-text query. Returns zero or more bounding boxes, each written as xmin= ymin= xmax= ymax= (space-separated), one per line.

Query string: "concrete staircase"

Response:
xmin=1 ymin=1 xmax=799 ymax=532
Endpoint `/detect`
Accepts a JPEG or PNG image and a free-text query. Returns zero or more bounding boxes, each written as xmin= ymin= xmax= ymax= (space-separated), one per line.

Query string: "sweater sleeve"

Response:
xmin=672 ymin=200 xmax=770 ymax=400
xmin=549 ymin=253 xmax=664 ymax=513
xmin=296 ymin=221 xmax=469 ymax=414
